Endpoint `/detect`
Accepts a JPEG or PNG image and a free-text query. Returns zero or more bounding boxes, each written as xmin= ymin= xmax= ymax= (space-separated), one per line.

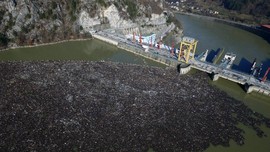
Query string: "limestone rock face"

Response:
xmin=0 ymin=0 xmax=172 ymax=48
xmin=148 ymin=13 xmax=167 ymax=25
xmin=79 ymin=11 xmax=101 ymax=31
xmin=103 ymin=4 xmax=137 ymax=29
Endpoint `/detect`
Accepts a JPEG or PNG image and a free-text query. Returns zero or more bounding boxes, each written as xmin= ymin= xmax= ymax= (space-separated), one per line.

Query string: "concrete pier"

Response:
xmin=177 ymin=64 xmax=192 ymax=74
xmin=92 ymin=34 xmax=118 ymax=46
xmin=245 ymin=83 xmax=270 ymax=96
xmin=192 ymin=59 xmax=270 ymax=96
xmin=211 ymin=72 xmax=220 ymax=81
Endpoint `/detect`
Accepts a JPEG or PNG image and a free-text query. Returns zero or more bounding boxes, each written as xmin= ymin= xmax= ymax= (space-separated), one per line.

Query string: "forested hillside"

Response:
xmin=222 ymin=0 xmax=270 ymax=17
xmin=167 ymin=0 xmax=270 ymax=24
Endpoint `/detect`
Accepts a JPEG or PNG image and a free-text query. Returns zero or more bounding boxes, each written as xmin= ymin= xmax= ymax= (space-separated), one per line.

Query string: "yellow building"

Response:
xmin=178 ymin=37 xmax=198 ymax=63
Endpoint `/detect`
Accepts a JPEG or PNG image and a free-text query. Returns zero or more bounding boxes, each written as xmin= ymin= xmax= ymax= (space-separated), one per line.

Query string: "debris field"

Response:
xmin=0 ymin=61 xmax=269 ymax=151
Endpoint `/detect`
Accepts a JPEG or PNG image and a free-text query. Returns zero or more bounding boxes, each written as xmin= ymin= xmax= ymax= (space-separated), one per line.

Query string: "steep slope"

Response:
xmin=221 ymin=0 xmax=270 ymax=16
xmin=0 ymin=0 xmax=167 ymax=49
xmin=166 ymin=0 xmax=270 ymax=24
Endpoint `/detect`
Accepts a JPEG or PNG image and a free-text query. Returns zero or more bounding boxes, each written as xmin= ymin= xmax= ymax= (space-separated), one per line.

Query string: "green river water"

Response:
xmin=0 ymin=14 xmax=270 ymax=151
xmin=175 ymin=14 xmax=270 ymax=151
xmin=0 ymin=39 xmax=163 ymax=67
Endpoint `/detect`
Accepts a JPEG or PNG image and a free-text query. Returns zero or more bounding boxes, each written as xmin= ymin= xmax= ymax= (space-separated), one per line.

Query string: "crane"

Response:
xmin=262 ymin=67 xmax=270 ymax=82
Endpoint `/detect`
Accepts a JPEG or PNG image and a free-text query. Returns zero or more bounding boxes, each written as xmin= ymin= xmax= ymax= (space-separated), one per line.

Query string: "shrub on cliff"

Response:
xmin=125 ymin=0 xmax=138 ymax=20
xmin=0 ymin=33 xmax=10 ymax=47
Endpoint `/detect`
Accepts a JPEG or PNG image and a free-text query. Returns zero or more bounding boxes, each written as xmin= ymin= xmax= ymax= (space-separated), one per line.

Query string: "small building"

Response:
xmin=214 ymin=11 xmax=219 ymax=15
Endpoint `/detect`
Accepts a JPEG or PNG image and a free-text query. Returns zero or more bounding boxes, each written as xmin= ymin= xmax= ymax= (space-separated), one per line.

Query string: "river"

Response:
xmin=0 ymin=14 xmax=270 ymax=151
xmin=175 ymin=14 xmax=270 ymax=152
xmin=0 ymin=39 xmax=164 ymax=67
xmin=176 ymin=14 xmax=270 ymax=75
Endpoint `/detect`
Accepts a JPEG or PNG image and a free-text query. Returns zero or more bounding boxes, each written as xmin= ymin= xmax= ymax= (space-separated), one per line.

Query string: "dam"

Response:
xmin=92 ymin=30 xmax=270 ymax=96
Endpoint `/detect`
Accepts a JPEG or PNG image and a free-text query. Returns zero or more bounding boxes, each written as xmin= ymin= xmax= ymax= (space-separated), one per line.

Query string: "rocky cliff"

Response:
xmin=0 ymin=0 xmax=173 ymax=49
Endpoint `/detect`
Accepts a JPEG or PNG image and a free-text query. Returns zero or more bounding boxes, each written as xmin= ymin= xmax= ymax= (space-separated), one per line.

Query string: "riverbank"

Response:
xmin=177 ymin=12 xmax=251 ymax=27
xmin=1 ymin=61 xmax=270 ymax=151
xmin=0 ymin=37 xmax=93 ymax=52
xmin=177 ymin=12 xmax=270 ymax=43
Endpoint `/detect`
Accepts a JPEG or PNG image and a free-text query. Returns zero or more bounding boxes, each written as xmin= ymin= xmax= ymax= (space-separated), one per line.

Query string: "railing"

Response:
xmin=192 ymin=59 xmax=270 ymax=90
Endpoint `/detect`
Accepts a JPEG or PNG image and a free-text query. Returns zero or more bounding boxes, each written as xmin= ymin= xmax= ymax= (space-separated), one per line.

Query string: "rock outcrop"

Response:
xmin=103 ymin=4 xmax=137 ymax=29
xmin=79 ymin=11 xmax=101 ymax=31
xmin=0 ymin=0 xmax=174 ymax=49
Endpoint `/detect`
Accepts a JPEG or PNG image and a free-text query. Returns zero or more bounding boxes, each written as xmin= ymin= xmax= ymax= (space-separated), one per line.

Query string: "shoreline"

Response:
xmin=176 ymin=12 xmax=270 ymax=43
xmin=176 ymin=12 xmax=253 ymax=27
xmin=0 ymin=37 xmax=93 ymax=52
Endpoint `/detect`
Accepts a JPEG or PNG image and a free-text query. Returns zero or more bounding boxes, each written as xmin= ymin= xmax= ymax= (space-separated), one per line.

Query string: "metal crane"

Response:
xmin=262 ymin=67 xmax=270 ymax=82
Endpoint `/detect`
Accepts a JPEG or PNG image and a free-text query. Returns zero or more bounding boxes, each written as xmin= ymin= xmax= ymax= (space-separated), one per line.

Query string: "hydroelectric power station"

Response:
xmin=92 ymin=29 xmax=270 ymax=97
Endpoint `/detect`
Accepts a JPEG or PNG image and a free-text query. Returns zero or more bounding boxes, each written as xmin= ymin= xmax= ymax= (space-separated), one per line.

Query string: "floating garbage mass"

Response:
xmin=0 ymin=61 xmax=269 ymax=151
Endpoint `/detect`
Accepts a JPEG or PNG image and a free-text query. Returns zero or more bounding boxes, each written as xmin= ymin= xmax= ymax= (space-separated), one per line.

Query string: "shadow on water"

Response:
xmin=253 ymin=27 xmax=270 ymax=44
xmin=230 ymin=58 xmax=270 ymax=91
xmin=177 ymin=64 xmax=181 ymax=73
xmin=231 ymin=58 xmax=270 ymax=80
xmin=206 ymin=48 xmax=221 ymax=63
xmin=232 ymin=58 xmax=252 ymax=74
xmin=206 ymin=49 xmax=216 ymax=63
xmin=263 ymin=35 xmax=270 ymax=44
